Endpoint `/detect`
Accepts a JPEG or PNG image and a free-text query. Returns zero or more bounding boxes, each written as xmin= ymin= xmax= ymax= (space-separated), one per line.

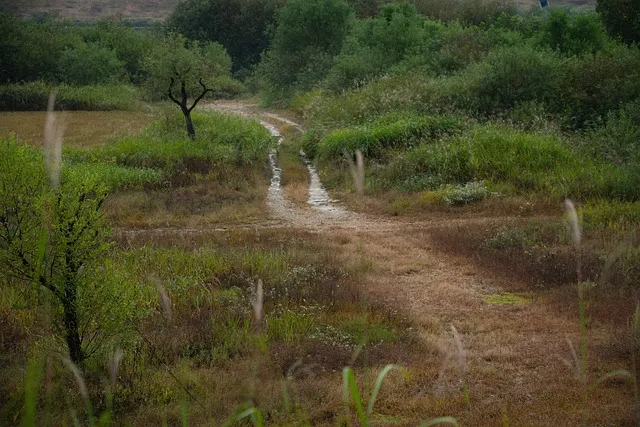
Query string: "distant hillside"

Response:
xmin=7 ymin=0 xmax=180 ymax=21
xmin=7 ymin=0 xmax=595 ymax=22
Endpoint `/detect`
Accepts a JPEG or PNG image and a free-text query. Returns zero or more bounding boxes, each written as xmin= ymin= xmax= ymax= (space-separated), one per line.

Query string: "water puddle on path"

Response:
xmin=261 ymin=120 xmax=296 ymax=219
xmin=301 ymin=150 xmax=347 ymax=215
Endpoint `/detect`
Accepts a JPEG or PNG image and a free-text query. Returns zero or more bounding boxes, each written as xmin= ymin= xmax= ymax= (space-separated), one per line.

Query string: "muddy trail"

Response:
xmin=124 ymin=102 xmax=631 ymax=424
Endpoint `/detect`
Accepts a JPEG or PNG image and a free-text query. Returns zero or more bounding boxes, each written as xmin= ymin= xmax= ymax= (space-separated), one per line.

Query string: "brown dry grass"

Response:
xmin=105 ymin=167 xmax=271 ymax=229
xmin=332 ymin=222 xmax=634 ymax=425
xmin=0 ymin=111 xmax=155 ymax=148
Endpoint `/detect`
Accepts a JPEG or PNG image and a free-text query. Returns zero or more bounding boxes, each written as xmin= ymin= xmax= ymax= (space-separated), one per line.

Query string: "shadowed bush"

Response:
xmin=0 ymin=82 xmax=139 ymax=111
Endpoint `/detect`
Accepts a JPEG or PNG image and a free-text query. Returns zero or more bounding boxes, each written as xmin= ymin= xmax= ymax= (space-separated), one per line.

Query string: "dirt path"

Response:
xmin=197 ymin=102 xmax=631 ymax=424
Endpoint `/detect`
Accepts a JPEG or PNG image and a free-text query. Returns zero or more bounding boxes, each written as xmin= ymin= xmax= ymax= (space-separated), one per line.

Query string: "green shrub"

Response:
xmin=315 ymin=114 xmax=465 ymax=159
xmin=440 ymin=180 xmax=492 ymax=205
xmin=258 ymin=0 xmax=353 ymax=97
xmin=0 ymin=136 xmax=149 ymax=363
xmin=0 ymin=82 xmax=139 ymax=111
xmin=558 ymin=46 xmax=640 ymax=128
xmin=597 ymin=0 xmax=640 ymax=44
xmin=536 ymin=9 xmax=609 ymax=56
xmin=583 ymin=101 xmax=640 ymax=165
xmin=58 ymin=42 xmax=127 ymax=85
xmin=323 ymin=4 xmax=444 ymax=91
xmin=463 ymin=45 xmax=564 ymax=117
xmin=80 ymin=20 xmax=157 ymax=84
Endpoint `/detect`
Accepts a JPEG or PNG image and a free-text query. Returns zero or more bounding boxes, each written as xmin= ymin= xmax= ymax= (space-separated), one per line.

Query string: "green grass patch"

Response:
xmin=63 ymin=110 xmax=274 ymax=189
xmin=484 ymin=293 xmax=530 ymax=305
xmin=380 ymin=125 xmax=640 ymax=201
xmin=584 ymin=199 xmax=640 ymax=228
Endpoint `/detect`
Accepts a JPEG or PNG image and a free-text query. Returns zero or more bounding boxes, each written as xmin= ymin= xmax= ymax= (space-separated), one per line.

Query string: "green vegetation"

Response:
xmin=3 ymin=0 xmax=640 ymax=424
xmin=0 ymin=14 xmax=242 ymax=112
xmin=167 ymin=0 xmax=280 ymax=74
xmin=0 ymin=82 xmax=140 ymax=111
xmin=63 ymin=110 xmax=273 ymax=190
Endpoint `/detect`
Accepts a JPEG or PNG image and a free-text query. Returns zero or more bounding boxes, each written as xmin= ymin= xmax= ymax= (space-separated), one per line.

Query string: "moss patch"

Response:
xmin=484 ymin=292 xmax=530 ymax=305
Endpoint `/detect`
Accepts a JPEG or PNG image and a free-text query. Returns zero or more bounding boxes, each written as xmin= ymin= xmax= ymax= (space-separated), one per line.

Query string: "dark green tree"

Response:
xmin=167 ymin=0 xmax=281 ymax=74
xmin=259 ymin=0 xmax=353 ymax=92
xmin=597 ymin=0 xmax=640 ymax=44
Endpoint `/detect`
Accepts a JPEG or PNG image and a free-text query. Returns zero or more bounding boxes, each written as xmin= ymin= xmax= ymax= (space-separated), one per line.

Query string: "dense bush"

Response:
xmin=168 ymin=0 xmax=280 ymax=74
xmin=324 ymin=3 xmax=444 ymax=91
xmin=79 ymin=20 xmax=157 ymax=84
xmin=314 ymin=114 xmax=465 ymax=159
xmin=0 ymin=14 xmax=70 ymax=83
xmin=0 ymin=82 xmax=139 ymax=111
xmin=58 ymin=42 xmax=127 ymax=85
xmin=597 ymin=0 xmax=640 ymax=44
xmin=583 ymin=101 xmax=640 ymax=165
xmin=559 ymin=45 xmax=640 ymax=128
xmin=258 ymin=0 xmax=353 ymax=97
xmin=535 ymin=8 xmax=609 ymax=56
xmin=0 ymin=15 xmax=155 ymax=86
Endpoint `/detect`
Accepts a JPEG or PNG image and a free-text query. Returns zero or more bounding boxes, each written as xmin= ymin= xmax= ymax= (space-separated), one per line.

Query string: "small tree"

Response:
xmin=0 ymin=137 xmax=146 ymax=364
xmin=143 ymin=34 xmax=232 ymax=139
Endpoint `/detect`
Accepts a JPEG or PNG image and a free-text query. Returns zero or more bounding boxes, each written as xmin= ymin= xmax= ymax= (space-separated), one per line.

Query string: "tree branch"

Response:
xmin=188 ymin=78 xmax=215 ymax=113
xmin=167 ymin=78 xmax=182 ymax=107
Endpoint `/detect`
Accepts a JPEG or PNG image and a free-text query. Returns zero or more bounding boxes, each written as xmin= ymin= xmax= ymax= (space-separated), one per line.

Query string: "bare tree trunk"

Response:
xmin=183 ymin=108 xmax=196 ymax=140
xmin=63 ymin=283 xmax=84 ymax=363
xmin=168 ymin=78 xmax=214 ymax=140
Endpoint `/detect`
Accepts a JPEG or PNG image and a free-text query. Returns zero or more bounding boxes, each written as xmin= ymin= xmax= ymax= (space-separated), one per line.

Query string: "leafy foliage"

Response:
xmin=597 ymin=0 xmax=640 ymax=44
xmin=167 ymin=0 xmax=281 ymax=74
xmin=142 ymin=33 xmax=232 ymax=101
xmin=258 ymin=0 xmax=353 ymax=96
xmin=58 ymin=42 xmax=126 ymax=85
xmin=0 ymin=137 xmax=145 ymax=363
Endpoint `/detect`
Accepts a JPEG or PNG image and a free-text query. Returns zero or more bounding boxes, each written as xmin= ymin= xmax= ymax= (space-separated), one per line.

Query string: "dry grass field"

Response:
xmin=0 ymin=111 xmax=156 ymax=147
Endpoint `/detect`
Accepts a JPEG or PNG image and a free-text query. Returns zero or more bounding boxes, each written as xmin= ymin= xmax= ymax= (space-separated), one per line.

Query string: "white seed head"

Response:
xmin=564 ymin=199 xmax=581 ymax=248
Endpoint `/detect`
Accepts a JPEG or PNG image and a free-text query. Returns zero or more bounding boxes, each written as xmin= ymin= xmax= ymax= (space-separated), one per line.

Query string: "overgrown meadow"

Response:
xmin=2 ymin=0 xmax=640 ymax=424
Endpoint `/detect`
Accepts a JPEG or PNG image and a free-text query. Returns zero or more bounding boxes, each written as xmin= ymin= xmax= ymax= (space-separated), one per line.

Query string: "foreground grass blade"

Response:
xmin=419 ymin=416 xmax=460 ymax=426
xmin=343 ymin=367 xmax=368 ymax=426
xmin=22 ymin=357 xmax=44 ymax=427
xmin=590 ymin=369 xmax=632 ymax=392
xmin=367 ymin=364 xmax=399 ymax=415
xmin=224 ymin=407 xmax=264 ymax=427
